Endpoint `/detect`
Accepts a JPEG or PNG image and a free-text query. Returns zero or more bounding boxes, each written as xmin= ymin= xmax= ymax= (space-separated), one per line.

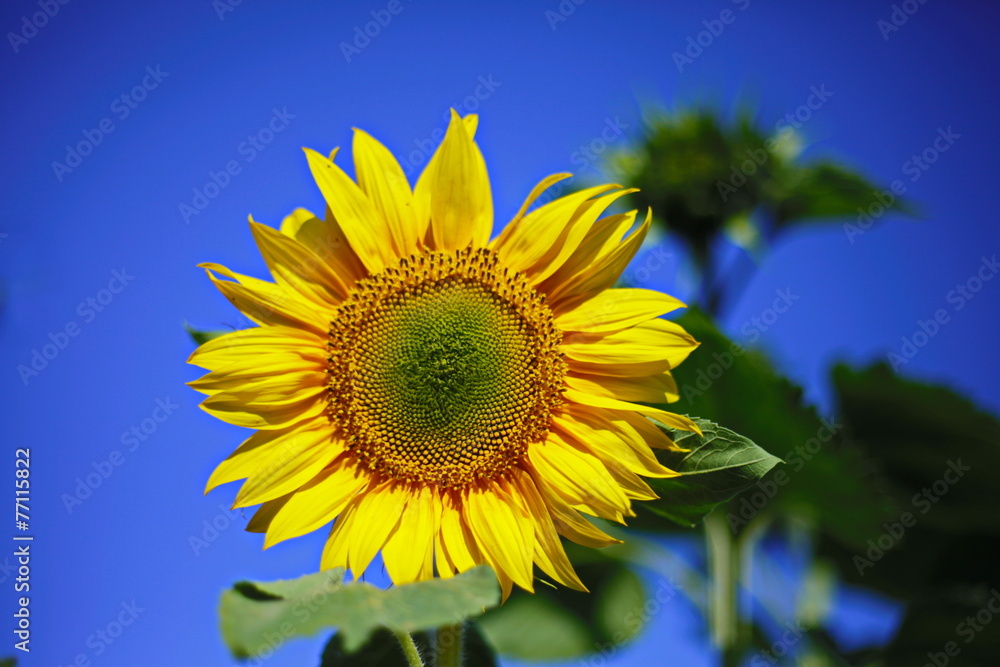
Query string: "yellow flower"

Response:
xmin=190 ymin=111 xmax=700 ymax=597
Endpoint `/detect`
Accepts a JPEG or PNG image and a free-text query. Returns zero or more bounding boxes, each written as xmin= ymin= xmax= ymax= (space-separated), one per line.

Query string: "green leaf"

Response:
xmin=184 ymin=323 xmax=227 ymax=345
xmin=478 ymin=593 xmax=592 ymax=661
xmin=771 ymin=162 xmax=917 ymax=229
xmin=818 ymin=364 xmax=1000 ymax=664
xmin=643 ymin=418 xmax=782 ymax=527
xmin=220 ymin=566 xmax=500 ymax=658
xmin=477 ymin=554 xmax=647 ymax=662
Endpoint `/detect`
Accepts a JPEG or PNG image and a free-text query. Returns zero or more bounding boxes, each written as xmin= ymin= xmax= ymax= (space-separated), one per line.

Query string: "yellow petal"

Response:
xmin=206 ymin=425 xmax=309 ymax=494
xmin=561 ymin=317 xmax=699 ymax=373
xmin=493 ymin=184 xmax=620 ymax=276
xmin=510 ymin=472 xmax=587 ymax=592
xmin=382 ymin=485 xmax=440 ymax=584
xmin=281 ymin=206 xmax=366 ymax=285
xmin=352 ymin=128 xmax=420 ymax=258
xmin=464 ymin=483 xmax=534 ymax=592
xmin=564 ymin=388 xmax=701 ymax=435
xmin=187 ymin=325 xmax=326 ymax=371
xmin=250 ymin=217 xmax=350 ymax=305
xmin=346 ymin=481 xmax=407 ymax=578
xmin=438 ymin=492 xmax=479 ymax=576
xmin=199 ymin=263 xmax=327 ymax=335
xmin=413 ymin=114 xmax=482 ymax=247
xmin=491 ymin=172 xmax=573 ymax=250
xmin=615 ymin=410 xmax=682 ymax=451
xmin=189 ymin=369 xmax=326 ymax=403
xmin=527 ymin=467 xmax=621 ymax=549
xmin=549 ymin=208 xmax=651 ymax=308
xmin=528 ymin=188 xmax=637 ymax=284
xmin=303 ymin=147 xmax=395 ymax=274
xmin=425 ymin=110 xmax=493 ymax=250
xmin=554 ymin=406 xmax=678 ymax=479
xmin=234 ymin=426 xmax=343 ymax=507
xmin=200 ymin=392 xmax=327 ymax=430
xmin=246 ymin=495 xmax=291 ymax=533
xmin=564 ymin=371 xmax=679 ymax=404
xmin=537 ymin=210 xmax=636 ymax=297
xmin=555 ymin=288 xmax=686 ymax=333
xmin=529 ymin=431 xmax=631 ymax=520
xmin=264 ymin=456 xmax=370 ymax=548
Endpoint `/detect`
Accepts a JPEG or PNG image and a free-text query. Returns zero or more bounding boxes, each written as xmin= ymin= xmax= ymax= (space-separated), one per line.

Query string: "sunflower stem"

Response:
xmin=394 ymin=630 xmax=425 ymax=667
xmin=706 ymin=512 xmax=741 ymax=667
xmin=436 ymin=622 xmax=464 ymax=667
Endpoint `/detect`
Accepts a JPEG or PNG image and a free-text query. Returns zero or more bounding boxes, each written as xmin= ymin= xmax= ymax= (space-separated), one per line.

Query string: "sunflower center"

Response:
xmin=327 ymin=247 xmax=565 ymax=487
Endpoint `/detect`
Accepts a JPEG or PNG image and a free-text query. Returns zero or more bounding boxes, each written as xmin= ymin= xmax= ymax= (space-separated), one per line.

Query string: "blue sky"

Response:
xmin=2 ymin=1 xmax=998 ymax=665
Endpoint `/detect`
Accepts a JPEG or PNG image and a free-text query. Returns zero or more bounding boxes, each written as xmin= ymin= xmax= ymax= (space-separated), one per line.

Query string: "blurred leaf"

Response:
xmin=671 ymin=310 xmax=894 ymax=547
xmin=644 ymin=418 xmax=782 ymax=528
xmin=611 ymin=109 xmax=771 ymax=264
xmin=184 ymin=323 xmax=227 ymax=345
xmin=478 ymin=554 xmax=647 ymax=662
xmin=818 ymin=364 xmax=1000 ymax=664
xmin=831 ymin=363 xmax=1000 ymax=535
xmin=320 ymin=625 xmax=497 ymax=667
xmin=220 ymin=566 xmax=499 ymax=657
xmin=770 ymin=162 xmax=916 ymax=229
xmin=612 ymin=107 xmax=912 ymax=275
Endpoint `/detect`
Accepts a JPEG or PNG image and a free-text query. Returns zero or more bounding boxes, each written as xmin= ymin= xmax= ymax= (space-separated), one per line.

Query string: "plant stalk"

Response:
xmin=436 ymin=622 xmax=464 ymax=667
xmin=394 ymin=630 xmax=425 ymax=667
xmin=705 ymin=512 xmax=741 ymax=667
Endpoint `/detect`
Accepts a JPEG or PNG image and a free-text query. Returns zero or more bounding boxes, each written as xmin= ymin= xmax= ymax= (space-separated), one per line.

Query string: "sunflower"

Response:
xmin=190 ymin=110 xmax=700 ymax=597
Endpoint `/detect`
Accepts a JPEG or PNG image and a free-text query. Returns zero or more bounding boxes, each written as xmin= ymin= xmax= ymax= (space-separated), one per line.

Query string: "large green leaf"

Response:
xmin=477 ymin=552 xmax=647 ymax=662
xmin=771 ymin=162 xmax=916 ymax=229
xmin=644 ymin=418 xmax=782 ymax=527
xmin=819 ymin=364 xmax=1000 ymax=665
xmin=220 ymin=566 xmax=500 ymax=657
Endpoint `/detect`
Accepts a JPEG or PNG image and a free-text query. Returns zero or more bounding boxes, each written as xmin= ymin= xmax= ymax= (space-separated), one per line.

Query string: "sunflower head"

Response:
xmin=190 ymin=110 xmax=700 ymax=597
